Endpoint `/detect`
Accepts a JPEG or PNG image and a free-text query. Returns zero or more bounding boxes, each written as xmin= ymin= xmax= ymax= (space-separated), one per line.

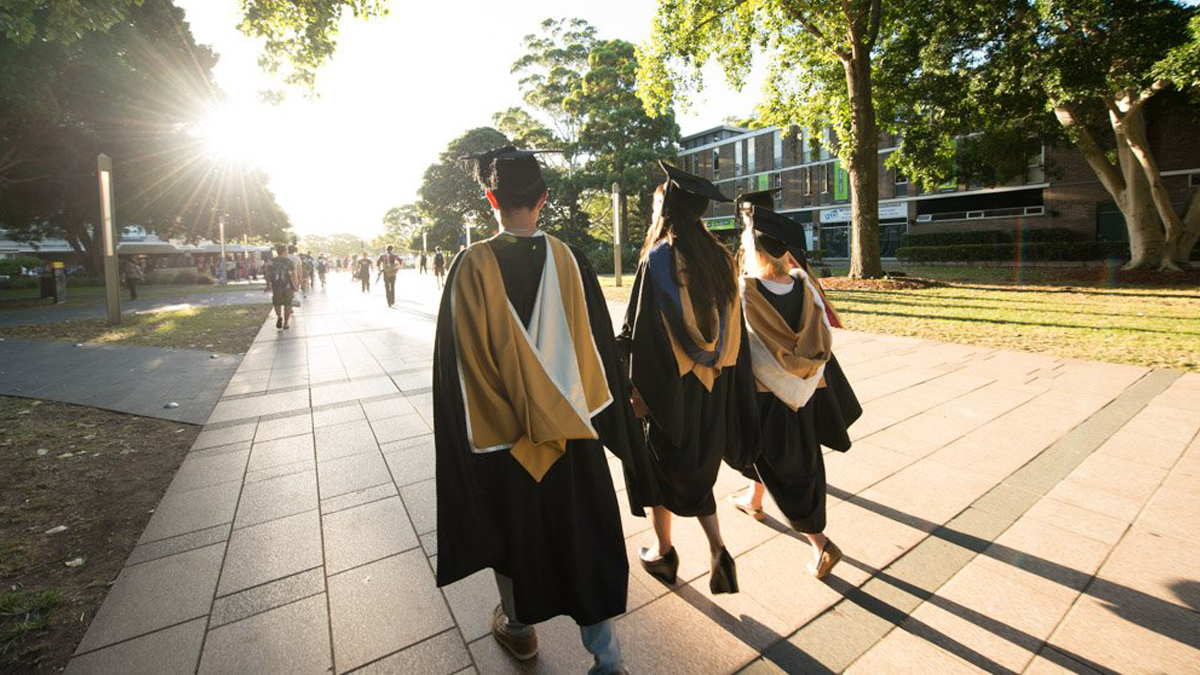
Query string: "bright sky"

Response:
xmin=177 ymin=0 xmax=760 ymax=238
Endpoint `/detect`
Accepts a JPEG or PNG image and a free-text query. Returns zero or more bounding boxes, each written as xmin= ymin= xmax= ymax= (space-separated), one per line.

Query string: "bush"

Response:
xmin=195 ymin=274 xmax=216 ymax=285
xmin=0 ymin=255 xmax=45 ymax=276
xmin=171 ymin=270 xmax=198 ymax=284
xmin=897 ymin=242 xmax=1130 ymax=263
xmin=66 ymin=275 xmax=106 ymax=287
xmin=899 ymin=230 xmax=1008 ymax=248
xmin=1017 ymin=227 xmax=1085 ymax=243
xmin=0 ymin=276 xmax=41 ymax=290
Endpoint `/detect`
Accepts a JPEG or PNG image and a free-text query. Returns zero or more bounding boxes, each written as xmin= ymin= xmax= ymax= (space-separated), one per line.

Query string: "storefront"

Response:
xmin=817 ymin=203 xmax=909 ymax=259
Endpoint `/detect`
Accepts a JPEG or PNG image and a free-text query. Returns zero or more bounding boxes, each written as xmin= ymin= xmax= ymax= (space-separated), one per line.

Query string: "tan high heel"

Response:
xmin=729 ymin=491 xmax=766 ymax=522
xmin=808 ymin=540 xmax=842 ymax=580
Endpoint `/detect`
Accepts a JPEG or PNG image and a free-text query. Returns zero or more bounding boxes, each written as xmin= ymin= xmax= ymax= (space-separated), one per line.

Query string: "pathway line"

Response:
xmin=747 ymin=368 xmax=1181 ymax=673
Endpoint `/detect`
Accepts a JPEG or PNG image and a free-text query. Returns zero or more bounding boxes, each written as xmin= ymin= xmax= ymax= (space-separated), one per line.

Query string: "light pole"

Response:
xmin=97 ymin=154 xmax=121 ymax=325
xmin=612 ymin=182 xmax=622 ymax=287
xmin=217 ymin=215 xmax=227 ymax=284
xmin=464 ymin=216 xmax=472 ymax=249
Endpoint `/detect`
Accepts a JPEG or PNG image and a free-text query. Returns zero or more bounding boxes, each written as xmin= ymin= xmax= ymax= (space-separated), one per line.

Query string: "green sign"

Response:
xmin=755 ymin=173 xmax=770 ymax=191
xmin=833 ymin=162 xmax=849 ymax=201
xmin=705 ymin=217 xmax=737 ymax=231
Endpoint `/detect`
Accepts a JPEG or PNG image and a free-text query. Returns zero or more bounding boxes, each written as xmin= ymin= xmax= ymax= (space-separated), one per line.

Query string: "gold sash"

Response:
xmin=452 ymin=235 xmax=612 ymax=481
xmin=742 ymin=273 xmax=832 ymax=410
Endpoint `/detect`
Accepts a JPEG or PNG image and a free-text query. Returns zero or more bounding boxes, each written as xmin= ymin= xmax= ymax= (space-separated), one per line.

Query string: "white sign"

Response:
xmin=819 ymin=202 xmax=908 ymax=224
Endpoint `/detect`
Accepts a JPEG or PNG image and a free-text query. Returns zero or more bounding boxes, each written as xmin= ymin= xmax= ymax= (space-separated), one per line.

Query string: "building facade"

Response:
xmin=677 ymin=114 xmax=1200 ymax=259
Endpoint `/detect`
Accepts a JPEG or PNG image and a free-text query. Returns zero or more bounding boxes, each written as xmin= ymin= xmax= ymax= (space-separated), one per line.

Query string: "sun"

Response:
xmin=198 ymin=104 xmax=262 ymax=163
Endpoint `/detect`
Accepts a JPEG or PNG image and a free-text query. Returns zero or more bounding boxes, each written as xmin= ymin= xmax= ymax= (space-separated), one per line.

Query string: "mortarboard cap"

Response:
xmin=458 ymin=146 xmax=561 ymax=198
xmin=658 ymin=160 xmax=732 ymax=203
xmin=736 ymin=188 xmax=780 ymax=211
xmin=747 ymin=206 xmax=809 ymax=262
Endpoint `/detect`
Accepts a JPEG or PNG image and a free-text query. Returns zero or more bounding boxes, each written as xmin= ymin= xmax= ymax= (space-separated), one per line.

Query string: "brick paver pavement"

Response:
xmin=64 ymin=268 xmax=1200 ymax=674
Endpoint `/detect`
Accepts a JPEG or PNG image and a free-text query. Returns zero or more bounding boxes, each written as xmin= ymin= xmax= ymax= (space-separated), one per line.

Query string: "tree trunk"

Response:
xmin=1114 ymin=104 xmax=1189 ymax=270
xmin=1115 ymin=135 xmax=1164 ymax=270
xmin=1167 ymin=188 xmax=1200 ymax=264
xmin=844 ymin=49 xmax=883 ymax=279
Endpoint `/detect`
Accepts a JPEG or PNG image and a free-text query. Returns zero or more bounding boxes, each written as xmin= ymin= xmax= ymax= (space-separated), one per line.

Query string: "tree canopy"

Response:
xmin=0 ymin=0 xmax=290 ymax=264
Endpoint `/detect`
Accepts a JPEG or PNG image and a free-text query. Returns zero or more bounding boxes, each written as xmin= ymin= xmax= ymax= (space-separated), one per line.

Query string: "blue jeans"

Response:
xmin=494 ymin=572 xmax=624 ymax=675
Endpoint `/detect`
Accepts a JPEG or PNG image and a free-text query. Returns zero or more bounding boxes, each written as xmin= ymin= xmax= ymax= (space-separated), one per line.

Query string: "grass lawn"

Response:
xmin=0 ymin=396 xmax=197 ymax=672
xmin=0 ymin=282 xmax=263 ymax=312
xmin=598 ymin=265 xmax=1200 ymax=372
xmin=0 ymin=304 xmax=269 ymax=354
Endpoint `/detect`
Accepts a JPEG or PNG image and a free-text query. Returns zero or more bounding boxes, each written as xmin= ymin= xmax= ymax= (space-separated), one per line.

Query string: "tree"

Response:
xmin=380 ymin=204 xmax=423 ymax=251
xmin=0 ymin=1 xmax=290 ymax=266
xmin=639 ymin=0 xmax=890 ymax=278
xmin=885 ymin=0 xmax=1200 ymax=270
xmin=568 ymin=39 xmax=680 ymax=246
xmin=1 ymin=0 xmax=386 ymax=94
xmin=492 ymin=108 xmax=559 ymax=150
xmin=512 ymin=17 xmax=598 ymax=162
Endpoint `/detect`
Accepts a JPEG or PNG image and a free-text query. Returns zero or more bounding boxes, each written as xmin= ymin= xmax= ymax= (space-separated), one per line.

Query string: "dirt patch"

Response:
xmin=819 ymin=275 xmax=948 ymax=291
xmin=0 ymin=397 xmax=198 ymax=673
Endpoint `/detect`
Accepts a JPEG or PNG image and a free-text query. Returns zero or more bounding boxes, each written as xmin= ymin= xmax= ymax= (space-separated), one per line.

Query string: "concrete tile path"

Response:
xmin=64 ymin=269 xmax=1200 ymax=674
xmin=0 ymin=337 xmax=240 ymax=424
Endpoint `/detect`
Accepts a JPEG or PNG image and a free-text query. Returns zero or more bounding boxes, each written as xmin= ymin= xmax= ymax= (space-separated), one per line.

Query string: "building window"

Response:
xmin=712 ymin=148 xmax=720 ymax=179
xmin=820 ymin=129 xmax=833 ymax=161
xmin=803 ymin=168 xmax=812 ymax=196
xmin=825 ymin=164 xmax=834 ymax=193
xmin=895 ymin=171 xmax=908 ymax=197
xmin=734 ymin=141 xmax=744 ymax=177
xmin=747 ymin=138 xmax=756 ymax=174
xmin=773 ymin=130 xmax=783 ymax=170
xmin=1191 ymin=172 xmax=1200 ymax=187
xmin=1025 ymin=146 xmax=1045 ymax=183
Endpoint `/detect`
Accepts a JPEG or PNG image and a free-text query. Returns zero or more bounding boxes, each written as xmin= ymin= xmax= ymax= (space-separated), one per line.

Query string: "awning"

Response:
xmin=117 ymin=242 xmax=178 ymax=255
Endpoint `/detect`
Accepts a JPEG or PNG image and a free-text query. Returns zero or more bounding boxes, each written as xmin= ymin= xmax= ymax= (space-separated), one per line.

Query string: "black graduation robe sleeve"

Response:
xmin=569 ymin=247 xmax=660 ymax=516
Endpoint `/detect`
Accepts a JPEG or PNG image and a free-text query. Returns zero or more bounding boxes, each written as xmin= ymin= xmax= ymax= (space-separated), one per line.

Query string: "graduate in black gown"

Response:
xmin=618 ymin=161 xmax=759 ymax=594
xmin=728 ymin=192 xmax=862 ymax=579
xmin=433 ymin=146 xmax=653 ymax=673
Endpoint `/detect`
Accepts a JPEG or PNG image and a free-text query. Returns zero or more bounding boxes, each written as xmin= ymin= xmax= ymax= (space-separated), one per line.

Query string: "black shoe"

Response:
xmin=710 ymin=547 xmax=738 ymax=594
xmin=639 ymin=546 xmax=679 ymax=585
xmin=276 ymin=317 xmax=283 ymax=329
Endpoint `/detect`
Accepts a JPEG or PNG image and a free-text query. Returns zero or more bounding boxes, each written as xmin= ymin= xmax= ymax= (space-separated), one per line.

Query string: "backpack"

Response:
xmin=269 ymin=257 xmax=294 ymax=290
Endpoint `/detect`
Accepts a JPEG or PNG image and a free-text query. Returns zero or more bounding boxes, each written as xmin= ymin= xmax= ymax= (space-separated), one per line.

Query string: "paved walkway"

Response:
xmin=0 ymin=284 xmax=271 ymax=328
xmin=64 ymin=269 xmax=1200 ymax=674
xmin=0 ymin=338 xmax=240 ymax=424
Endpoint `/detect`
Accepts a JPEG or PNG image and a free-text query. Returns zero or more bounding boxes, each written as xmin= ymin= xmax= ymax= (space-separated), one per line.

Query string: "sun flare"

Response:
xmin=198 ymin=105 xmax=262 ymax=163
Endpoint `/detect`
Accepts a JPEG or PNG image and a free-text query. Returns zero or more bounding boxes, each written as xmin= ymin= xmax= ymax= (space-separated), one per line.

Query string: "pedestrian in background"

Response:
xmin=120 ymin=258 xmax=143 ymax=300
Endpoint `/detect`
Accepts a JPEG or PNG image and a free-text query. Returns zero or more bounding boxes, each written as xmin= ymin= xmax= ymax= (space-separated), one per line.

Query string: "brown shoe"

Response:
xmin=491 ymin=604 xmax=537 ymax=661
xmin=808 ymin=540 xmax=843 ymax=580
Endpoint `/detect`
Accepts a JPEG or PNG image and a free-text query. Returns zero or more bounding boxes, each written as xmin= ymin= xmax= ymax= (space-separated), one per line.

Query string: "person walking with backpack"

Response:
xmin=376 ymin=245 xmax=402 ymax=307
xmin=316 ymin=255 xmax=328 ymax=289
xmin=120 ymin=258 xmax=144 ymax=300
xmin=268 ymin=244 xmax=300 ymax=330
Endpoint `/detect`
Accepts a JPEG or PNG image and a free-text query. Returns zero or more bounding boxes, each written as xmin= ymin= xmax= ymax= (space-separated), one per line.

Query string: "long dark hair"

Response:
xmin=641 ymin=183 xmax=737 ymax=337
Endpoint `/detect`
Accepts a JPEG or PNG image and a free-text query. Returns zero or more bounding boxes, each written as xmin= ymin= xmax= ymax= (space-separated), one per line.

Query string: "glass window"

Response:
xmin=803 ymin=168 xmax=812 ymax=196
xmin=747 ymin=138 xmax=756 ymax=174
xmin=712 ymin=148 xmax=720 ymax=179
xmin=773 ymin=130 xmax=783 ymax=170
xmin=735 ymin=141 xmax=743 ymax=177
xmin=820 ymin=129 xmax=832 ymax=160
xmin=1025 ymin=145 xmax=1045 ymax=183
xmin=822 ymin=226 xmax=849 ymax=258
xmin=894 ymin=170 xmax=908 ymax=197
xmin=880 ymin=223 xmax=905 ymax=257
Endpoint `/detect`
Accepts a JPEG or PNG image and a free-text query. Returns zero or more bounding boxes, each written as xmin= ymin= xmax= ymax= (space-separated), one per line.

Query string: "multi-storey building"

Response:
xmin=677 ymin=115 xmax=1200 ymax=259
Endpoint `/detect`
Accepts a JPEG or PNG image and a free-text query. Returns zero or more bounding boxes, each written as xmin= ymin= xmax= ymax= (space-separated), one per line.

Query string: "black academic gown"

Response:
xmin=744 ymin=278 xmax=862 ymax=533
xmin=618 ymin=254 xmax=759 ymax=518
xmin=433 ymin=235 xmax=653 ymax=627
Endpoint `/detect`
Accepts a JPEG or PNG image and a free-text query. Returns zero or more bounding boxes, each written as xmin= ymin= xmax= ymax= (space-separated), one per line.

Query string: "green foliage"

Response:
xmin=492 ymin=108 xmax=559 ymax=149
xmin=0 ymin=1 xmax=143 ymax=45
xmin=238 ymin=0 xmax=387 ymax=91
xmin=512 ymin=17 xmax=597 ymax=152
xmin=379 ymin=205 xmax=421 ymax=251
xmin=301 ymin=233 xmax=367 ymax=257
xmin=897 ymin=242 xmax=1130 ymax=263
xmin=0 ymin=1 xmax=291 ymax=264
xmin=0 ymin=587 xmax=63 ymax=658
xmin=0 ymin=256 xmax=43 ymax=275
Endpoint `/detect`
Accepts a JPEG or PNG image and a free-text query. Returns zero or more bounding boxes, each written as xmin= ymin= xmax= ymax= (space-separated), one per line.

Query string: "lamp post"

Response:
xmin=464 ymin=216 xmax=472 ymax=249
xmin=612 ymin=182 xmax=622 ymax=287
xmin=97 ymin=154 xmax=121 ymax=325
xmin=217 ymin=214 xmax=227 ymax=284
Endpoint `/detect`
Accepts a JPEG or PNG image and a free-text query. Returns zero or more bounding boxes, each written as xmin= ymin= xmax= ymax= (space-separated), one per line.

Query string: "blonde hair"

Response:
xmin=740 ymin=224 xmax=792 ymax=278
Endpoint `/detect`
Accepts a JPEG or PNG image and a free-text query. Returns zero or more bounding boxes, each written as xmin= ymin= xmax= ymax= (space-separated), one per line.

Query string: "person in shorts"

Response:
xmin=269 ymin=244 xmax=299 ymax=329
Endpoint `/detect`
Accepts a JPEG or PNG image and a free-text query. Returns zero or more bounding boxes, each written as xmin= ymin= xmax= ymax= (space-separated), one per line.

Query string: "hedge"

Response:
xmin=0 ymin=255 xmax=45 ymax=276
xmin=899 ymin=227 xmax=1086 ymax=249
xmin=897 ymin=241 xmax=1130 ymax=263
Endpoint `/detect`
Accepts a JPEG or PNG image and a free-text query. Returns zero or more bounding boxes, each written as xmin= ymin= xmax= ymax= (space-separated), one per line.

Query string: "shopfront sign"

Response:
xmin=819 ymin=202 xmax=908 ymax=224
